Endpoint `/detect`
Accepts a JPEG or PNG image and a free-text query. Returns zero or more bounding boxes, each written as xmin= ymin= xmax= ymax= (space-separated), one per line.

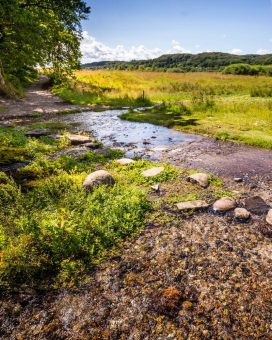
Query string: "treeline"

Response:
xmin=82 ymin=52 xmax=272 ymax=73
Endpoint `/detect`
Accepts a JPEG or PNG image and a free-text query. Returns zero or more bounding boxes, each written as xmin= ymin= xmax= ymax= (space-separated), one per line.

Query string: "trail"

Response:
xmin=0 ymin=76 xmax=87 ymax=120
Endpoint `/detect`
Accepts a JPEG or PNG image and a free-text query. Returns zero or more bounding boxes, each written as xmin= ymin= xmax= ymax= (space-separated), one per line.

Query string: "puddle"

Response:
xmin=56 ymin=109 xmax=201 ymax=159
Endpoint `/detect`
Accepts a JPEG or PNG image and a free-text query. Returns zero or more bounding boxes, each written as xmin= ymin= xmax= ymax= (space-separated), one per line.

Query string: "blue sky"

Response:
xmin=81 ymin=0 xmax=272 ymax=62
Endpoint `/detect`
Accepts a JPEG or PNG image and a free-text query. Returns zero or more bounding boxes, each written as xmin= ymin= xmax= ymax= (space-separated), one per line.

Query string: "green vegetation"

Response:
xmin=223 ymin=64 xmax=272 ymax=76
xmin=0 ymin=172 xmax=150 ymax=288
xmin=52 ymin=81 xmax=152 ymax=108
xmin=56 ymin=70 xmax=272 ymax=149
xmin=0 ymin=125 xmax=185 ymax=289
xmin=0 ymin=0 xmax=90 ymax=96
xmin=82 ymin=52 xmax=272 ymax=72
xmin=0 ymin=126 xmax=69 ymax=165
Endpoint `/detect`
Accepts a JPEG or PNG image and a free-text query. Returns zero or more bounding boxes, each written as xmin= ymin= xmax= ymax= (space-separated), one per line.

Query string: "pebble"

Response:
xmin=151 ymin=184 xmax=160 ymax=192
xmin=234 ymin=177 xmax=243 ymax=183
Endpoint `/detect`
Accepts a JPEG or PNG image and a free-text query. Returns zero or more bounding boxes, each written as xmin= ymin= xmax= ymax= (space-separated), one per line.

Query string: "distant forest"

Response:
xmin=82 ymin=52 xmax=272 ymax=73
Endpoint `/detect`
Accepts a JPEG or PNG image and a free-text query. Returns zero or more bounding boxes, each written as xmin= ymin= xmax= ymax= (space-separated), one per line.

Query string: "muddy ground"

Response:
xmin=0 ymin=79 xmax=271 ymax=339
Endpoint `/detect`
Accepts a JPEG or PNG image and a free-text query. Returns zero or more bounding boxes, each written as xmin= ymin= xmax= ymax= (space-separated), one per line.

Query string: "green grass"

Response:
xmin=120 ymin=100 xmax=272 ymax=149
xmin=52 ymin=70 xmax=272 ymax=149
xmin=0 ymin=126 xmax=69 ymax=165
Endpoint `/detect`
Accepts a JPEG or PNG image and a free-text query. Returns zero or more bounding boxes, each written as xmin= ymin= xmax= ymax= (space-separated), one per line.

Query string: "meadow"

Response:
xmin=53 ymin=70 xmax=272 ymax=148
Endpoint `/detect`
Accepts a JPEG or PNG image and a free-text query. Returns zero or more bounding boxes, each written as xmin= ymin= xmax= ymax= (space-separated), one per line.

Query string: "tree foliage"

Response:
xmin=0 ymin=0 xmax=90 ymax=96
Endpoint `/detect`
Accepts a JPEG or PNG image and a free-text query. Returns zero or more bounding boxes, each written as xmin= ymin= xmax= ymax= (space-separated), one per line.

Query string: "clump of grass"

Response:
xmin=110 ymin=159 xmax=179 ymax=185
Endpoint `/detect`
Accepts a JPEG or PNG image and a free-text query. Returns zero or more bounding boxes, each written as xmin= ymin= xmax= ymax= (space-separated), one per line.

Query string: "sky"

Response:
xmin=81 ymin=0 xmax=272 ymax=63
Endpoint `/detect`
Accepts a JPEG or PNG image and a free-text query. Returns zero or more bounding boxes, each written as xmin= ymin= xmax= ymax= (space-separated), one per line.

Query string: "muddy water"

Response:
xmin=56 ymin=109 xmax=201 ymax=159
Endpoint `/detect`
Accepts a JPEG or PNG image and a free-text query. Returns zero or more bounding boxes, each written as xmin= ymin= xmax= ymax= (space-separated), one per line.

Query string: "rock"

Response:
xmin=116 ymin=158 xmax=135 ymax=165
xmin=142 ymin=167 xmax=164 ymax=177
xmin=67 ymin=134 xmax=93 ymax=145
xmin=244 ymin=196 xmax=269 ymax=215
xmin=266 ymin=209 xmax=272 ymax=225
xmin=234 ymin=208 xmax=251 ymax=220
xmin=25 ymin=129 xmax=50 ymax=137
xmin=84 ymin=142 xmax=100 ymax=149
xmin=234 ymin=177 xmax=243 ymax=183
xmin=213 ymin=197 xmax=236 ymax=212
xmin=176 ymin=200 xmax=209 ymax=211
xmin=188 ymin=173 xmax=209 ymax=188
xmin=94 ymin=148 xmax=112 ymax=155
xmin=83 ymin=170 xmax=115 ymax=191
xmin=151 ymin=184 xmax=160 ymax=192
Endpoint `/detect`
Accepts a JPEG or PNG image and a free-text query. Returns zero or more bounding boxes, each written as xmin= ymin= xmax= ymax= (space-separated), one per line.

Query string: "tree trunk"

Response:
xmin=0 ymin=60 xmax=17 ymax=97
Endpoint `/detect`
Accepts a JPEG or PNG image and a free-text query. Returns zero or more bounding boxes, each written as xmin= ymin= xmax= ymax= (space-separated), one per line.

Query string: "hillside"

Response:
xmin=82 ymin=52 xmax=272 ymax=72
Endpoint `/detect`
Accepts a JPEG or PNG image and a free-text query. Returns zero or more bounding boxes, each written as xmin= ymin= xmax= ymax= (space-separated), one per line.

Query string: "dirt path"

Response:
xmin=0 ymin=76 xmax=87 ymax=120
xmin=161 ymin=137 xmax=272 ymax=181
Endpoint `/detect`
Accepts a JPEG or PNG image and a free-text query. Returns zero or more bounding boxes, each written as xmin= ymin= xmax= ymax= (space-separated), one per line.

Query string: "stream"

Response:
xmin=56 ymin=109 xmax=201 ymax=159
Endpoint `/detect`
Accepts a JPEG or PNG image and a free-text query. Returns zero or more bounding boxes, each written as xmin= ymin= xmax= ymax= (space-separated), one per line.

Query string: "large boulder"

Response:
xmin=188 ymin=173 xmax=209 ymax=188
xmin=83 ymin=170 xmax=115 ymax=191
xmin=142 ymin=167 xmax=164 ymax=177
xmin=213 ymin=197 xmax=236 ymax=212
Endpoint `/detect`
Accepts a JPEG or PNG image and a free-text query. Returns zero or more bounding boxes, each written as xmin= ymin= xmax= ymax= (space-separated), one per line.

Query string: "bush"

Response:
xmin=223 ymin=64 xmax=272 ymax=76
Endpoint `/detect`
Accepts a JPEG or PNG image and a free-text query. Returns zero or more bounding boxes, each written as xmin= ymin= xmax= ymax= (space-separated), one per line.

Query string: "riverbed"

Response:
xmin=56 ymin=109 xmax=201 ymax=159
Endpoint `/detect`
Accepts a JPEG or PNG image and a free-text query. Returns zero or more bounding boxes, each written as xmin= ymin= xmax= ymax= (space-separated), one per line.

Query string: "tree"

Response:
xmin=0 ymin=0 xmax=90 ymax=96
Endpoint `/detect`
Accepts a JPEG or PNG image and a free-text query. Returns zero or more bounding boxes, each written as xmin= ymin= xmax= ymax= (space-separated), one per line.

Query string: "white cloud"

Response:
xmin=256 ymin=48 xmax=270 ymax=55
xmin=171 ymin=40 xmax=191 ymax=53
xmin=80 ymin=31 xmax=162 ymax=63
xmin=80 ymin=32 xmax=192 ymax=63
xmin=230 ymin=48 xmax=243 ymax=55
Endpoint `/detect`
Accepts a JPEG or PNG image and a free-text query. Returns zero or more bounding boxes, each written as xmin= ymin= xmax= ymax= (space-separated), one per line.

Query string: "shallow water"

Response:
xmin=57 ymin=109 xmax=201 ymax=159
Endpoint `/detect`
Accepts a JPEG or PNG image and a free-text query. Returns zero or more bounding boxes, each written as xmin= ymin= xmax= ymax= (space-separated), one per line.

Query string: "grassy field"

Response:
xmin=53 ymin=70 xmax=272 ymax=148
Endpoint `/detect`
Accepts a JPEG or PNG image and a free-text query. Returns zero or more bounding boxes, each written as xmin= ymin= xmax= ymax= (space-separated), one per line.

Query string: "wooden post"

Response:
xmin=142 ymin=90 xmax=145 ymax=100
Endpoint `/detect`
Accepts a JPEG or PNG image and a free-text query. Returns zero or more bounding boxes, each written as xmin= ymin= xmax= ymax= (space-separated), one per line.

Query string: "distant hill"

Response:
xmin=81 ymin=52 xmax=272 ymax=72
